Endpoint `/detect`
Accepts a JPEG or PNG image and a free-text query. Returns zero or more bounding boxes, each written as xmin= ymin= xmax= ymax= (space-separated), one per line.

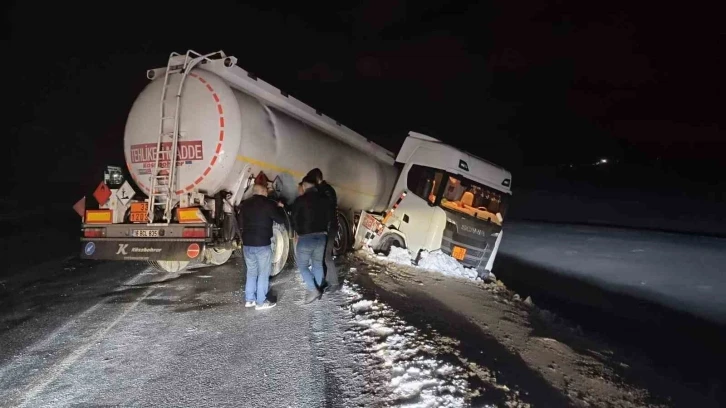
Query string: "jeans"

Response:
xmin=296 ymin=233 xmax=326 ymax=291
xmin=243 ymin=245 xmax=272 ymax=305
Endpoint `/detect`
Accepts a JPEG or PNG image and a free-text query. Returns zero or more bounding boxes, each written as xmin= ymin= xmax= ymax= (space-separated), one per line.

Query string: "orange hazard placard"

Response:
xmin=129 ymin=202 xmax=148 ymax=223
xmin=93 ymin=182 xmax=111 ymax=206
xmin=451 ymin=246 xmax=467 ymax=261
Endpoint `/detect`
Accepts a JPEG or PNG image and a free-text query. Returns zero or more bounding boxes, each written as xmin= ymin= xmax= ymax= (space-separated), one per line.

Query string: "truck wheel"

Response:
xmin=333 ymin=212 xmax=350 ymax=256
xmin=207 ymin=248 xmax=234 ymax=266
xmin=149 ymin=260 xmax=189 ymax=273
xmin=378 ymin=233 xmax=405 ymax=256
xmin=270 ymin=222 xmax=290 ymax=277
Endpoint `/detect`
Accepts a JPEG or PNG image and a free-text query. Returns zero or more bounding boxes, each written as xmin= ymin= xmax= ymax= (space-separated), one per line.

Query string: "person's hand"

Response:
xmin=277 ymin=201 xmax=284 ymax=208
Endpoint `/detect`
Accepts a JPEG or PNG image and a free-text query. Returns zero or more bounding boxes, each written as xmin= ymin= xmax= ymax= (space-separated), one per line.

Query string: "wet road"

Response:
xmin=0 ymin=258 xmax=369 ymax=407
xmin=3 ymin=221 xmax=725 ymax=406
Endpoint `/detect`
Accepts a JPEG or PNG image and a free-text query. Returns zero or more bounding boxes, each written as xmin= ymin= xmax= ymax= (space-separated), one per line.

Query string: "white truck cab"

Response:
xmin=354 ymin=132 xmax=512 ymax=277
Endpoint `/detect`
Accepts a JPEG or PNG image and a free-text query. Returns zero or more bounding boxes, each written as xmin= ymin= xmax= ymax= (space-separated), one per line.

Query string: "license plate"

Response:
xmin=452 ymin=245 xmax=467 ymax=260
xmin=132 ymin=229 xmax=160 ymax=238
xmin=130 ymin=202 xmax=149 ymax=223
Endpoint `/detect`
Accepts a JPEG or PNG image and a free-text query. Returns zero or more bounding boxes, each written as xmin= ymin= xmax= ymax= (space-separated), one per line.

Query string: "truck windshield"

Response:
xmin=406 ymin=164 xmax=509 ymax=225
xmin=437 ymin=174 xmax=508 ymax=225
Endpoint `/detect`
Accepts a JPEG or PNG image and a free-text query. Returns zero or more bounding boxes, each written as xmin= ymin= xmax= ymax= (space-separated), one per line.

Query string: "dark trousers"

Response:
xmin=323 ymin=224 xmax=339 ymax=286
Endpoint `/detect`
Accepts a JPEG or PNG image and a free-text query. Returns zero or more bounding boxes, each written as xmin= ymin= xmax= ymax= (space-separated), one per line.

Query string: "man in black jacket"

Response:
xmin=292 ymin=175 xmax=332 ymax=303
xmin=238 ymin=184 xmax=285 ymax=310
xmin=305 ymin=168 xmax=339 ymax=292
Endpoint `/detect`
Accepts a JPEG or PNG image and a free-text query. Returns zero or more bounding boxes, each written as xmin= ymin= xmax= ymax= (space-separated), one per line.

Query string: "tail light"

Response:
xmin=182 ymin=227 xmax=206 ymax=238
xmin=84 ymin=228 xmax=106 ymax=238
xmin=85 ymin=209 xmax=112 ymax=224
xmin=177 ymin=207 xmax=206 ymax=223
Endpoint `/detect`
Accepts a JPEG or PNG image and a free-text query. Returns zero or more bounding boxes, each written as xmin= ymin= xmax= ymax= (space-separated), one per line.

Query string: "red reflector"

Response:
xmin=182 ymin=227 xmax=206 ymax=238
xmin=84 ymin=228 xmax=106 ymax=238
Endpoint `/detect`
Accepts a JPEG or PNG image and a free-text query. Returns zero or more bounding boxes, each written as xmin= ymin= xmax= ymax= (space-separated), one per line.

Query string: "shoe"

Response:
xmin=319 ymin=281 xmax=330 ymax=292
xmin=255 ymin=300 xmax=276 ymax=310
xmin=304 ymin=290 xmax=321 ymax=304
xmin=244 ymin=301 xmax=256 ymax=308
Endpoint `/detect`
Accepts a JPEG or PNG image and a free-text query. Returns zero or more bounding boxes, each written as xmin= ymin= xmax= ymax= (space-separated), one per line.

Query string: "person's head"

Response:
xmin=306 ymin=168 xmax=323 ymax=184
xmin=253 ymin=184 xmax=268 ymax=196
xmin=301 ymin=174 xmax=317 ymax=190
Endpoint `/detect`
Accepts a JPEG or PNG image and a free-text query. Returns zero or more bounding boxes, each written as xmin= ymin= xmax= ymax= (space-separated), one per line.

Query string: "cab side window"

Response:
xmin=407 ymin=164 xmax=443 ymax=204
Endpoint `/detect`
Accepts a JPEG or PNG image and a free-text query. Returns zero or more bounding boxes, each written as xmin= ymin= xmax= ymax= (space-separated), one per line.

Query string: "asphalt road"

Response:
xmin=0 ymin=258 xmax=373 ymax=407
xmin=2 ymin=220 xmax=724 ymax=406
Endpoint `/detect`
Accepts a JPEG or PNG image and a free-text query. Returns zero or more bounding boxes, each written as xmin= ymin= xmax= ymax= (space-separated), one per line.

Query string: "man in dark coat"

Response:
xmin=305 ymin=168 xmax=340 ymax=292
xmin=237 ymin=184 xmax=285 ymax=310
xmin=291 ymin=175 xmax=332 ymax=303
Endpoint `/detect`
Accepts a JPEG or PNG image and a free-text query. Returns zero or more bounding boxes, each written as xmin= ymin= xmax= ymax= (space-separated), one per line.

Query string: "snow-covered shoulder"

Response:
xmin=368 ymin=247 xmax=485 ymax=281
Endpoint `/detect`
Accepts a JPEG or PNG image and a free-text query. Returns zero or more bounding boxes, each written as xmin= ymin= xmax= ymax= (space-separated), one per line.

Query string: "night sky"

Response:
xmin=5 ymin=1 xmax=724 ymax=208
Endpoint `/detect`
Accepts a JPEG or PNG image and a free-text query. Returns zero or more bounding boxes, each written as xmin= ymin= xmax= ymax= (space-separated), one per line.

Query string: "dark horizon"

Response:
xmin=5 ymin=1 xmax=724 ymax=211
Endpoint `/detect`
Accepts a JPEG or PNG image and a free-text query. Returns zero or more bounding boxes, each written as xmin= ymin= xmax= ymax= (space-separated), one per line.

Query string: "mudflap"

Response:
xmin=80 ymin=238 xmax=206 ymax=262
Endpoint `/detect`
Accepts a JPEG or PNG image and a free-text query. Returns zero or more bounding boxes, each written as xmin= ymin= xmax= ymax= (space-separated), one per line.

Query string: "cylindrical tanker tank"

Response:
xmin=124 ymin=69 xmax=398 ymax=212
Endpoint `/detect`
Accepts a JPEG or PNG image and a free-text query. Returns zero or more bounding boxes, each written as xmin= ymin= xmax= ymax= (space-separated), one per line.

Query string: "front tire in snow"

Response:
xmin=377 ymin=233 xmax=405 ymax=256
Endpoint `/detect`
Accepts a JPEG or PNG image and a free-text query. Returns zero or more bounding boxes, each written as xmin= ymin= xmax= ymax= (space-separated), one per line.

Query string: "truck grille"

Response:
xmin=440 ymin=209 xmax=501 ymax=271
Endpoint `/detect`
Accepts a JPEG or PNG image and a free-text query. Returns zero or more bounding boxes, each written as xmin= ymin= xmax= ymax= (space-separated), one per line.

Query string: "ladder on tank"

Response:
xmin=146 ymin=51 xmax=223 ymax=224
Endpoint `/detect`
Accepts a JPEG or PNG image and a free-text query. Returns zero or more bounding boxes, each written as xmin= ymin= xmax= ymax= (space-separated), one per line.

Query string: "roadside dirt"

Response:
xmin=344 ymin=251 xmax=717 ymax=407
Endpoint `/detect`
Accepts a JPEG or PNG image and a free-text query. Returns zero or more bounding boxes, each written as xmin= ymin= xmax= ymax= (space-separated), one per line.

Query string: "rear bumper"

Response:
xmin=80 ymin=238 xmax=207 ymax=261
xmin=80 ymin=223 xmax=210 ymax=261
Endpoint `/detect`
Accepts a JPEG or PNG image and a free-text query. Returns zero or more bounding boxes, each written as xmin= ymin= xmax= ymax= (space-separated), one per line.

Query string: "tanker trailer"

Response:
xmin=80 ymin=50 xmax=512 ymax=278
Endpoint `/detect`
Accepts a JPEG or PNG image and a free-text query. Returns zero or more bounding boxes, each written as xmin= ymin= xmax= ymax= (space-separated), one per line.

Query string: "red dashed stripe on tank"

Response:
xmin=171 ymin=73 xmax=225 ymax=194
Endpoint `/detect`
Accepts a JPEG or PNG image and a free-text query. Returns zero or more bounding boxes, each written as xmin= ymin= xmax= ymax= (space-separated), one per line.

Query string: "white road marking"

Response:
xmin=10 ymin=267 xmax=162 ymax=407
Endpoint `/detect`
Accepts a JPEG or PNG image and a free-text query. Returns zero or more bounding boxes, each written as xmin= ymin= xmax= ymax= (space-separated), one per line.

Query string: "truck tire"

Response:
xmin=149 ymin=260 xmax=190 ymax=273
xmin=377 ymin=233 xmax=405 ymax=256
xmin=333 ymin=212 xmax=350 ymax=256
xmin=207 ymin=247 xmax=234 ymax=266
xmin=270 ymin=222 xmax=290 ymax=277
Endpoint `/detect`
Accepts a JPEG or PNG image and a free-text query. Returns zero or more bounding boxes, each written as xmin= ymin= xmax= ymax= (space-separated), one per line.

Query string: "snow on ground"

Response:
xmin=501 ymin=221 xmax=726 ymax=324
xmin=380 ymin=246 xmax=414 ymax=266
xmin=418 ymin=250 xmax=479 ymax=280
xmin=339 ymin=282 xmax=524 ymax=407
xmin=341 ymin=283 xmax=472 ymax=407
xmin=372 ymin=247 xmax=479 ymax=281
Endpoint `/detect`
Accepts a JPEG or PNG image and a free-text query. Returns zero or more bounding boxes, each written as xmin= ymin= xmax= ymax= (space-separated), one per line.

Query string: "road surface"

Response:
xmin=2 ymin=254 xmax=504 ymax=407
xmin=1 ymin=221 xmax=724 ymax=406
xmin=1 ymin=258 xmax=379 ymax=407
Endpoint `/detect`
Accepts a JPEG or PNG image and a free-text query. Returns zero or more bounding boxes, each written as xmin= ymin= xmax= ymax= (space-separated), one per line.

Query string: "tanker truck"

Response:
xmin=80 ymin=50 xmax=512 ymax=277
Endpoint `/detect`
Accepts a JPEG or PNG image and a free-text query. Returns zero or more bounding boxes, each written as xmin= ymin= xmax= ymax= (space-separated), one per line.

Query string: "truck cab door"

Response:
xmin=389 ymin=164 xmax=447 ymax=255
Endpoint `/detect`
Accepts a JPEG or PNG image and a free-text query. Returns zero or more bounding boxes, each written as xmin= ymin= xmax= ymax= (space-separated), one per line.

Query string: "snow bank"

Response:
xmin=417 ymin=250 xmax=479 ymax=280
xmin=374 ymin=247 xmax=481 ymax=281
xmin=380 ymin=246 xmax=413 ymax=266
